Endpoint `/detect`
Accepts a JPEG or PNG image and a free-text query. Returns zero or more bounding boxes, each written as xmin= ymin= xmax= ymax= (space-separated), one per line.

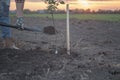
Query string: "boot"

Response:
xmin=3 ymin=38 xmax=19 ymax=49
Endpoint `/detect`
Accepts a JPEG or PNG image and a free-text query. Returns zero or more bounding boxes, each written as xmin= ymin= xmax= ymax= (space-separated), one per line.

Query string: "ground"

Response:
xmin=0 ymin=17 xmax=120 ymax=80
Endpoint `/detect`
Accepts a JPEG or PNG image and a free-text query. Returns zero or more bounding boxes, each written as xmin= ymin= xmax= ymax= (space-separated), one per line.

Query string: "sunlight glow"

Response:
xmin=78 ymin=0 xmax=90 ymax=8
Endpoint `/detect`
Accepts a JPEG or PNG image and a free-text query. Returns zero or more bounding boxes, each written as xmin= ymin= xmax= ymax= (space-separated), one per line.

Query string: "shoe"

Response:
xmin=3 ymin=38 xmax=19 ymax=49
xmin=16 ymin=17 xmax=24 ymax=29
xmin=10 ymin=44 xmax=19 ymax=49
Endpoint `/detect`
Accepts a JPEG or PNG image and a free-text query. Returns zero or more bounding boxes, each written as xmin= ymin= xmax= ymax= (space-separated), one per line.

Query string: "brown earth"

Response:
xmin=0 ymin=17 xmax=120 ymax=80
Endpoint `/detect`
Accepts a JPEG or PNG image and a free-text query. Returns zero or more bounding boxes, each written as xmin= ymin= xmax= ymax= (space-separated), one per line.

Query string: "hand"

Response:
xmin=16 ymin=17 xmax=24 ymax=29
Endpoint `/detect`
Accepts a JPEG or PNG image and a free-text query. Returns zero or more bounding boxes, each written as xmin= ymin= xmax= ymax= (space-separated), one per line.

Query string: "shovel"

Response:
xmin=0 ymin=22 xmax=41 ymax=32
xmin=0 ymin=22 xmax=56 ymax=35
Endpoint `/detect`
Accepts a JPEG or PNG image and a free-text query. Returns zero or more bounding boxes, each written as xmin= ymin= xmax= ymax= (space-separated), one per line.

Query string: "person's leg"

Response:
xmin=0 ymin=17 xmax=11 ymax=38
xmin=0 ymin=0 xmax=11 ymax=38
xmin=0 ymin=0 xmax=19 ymax=49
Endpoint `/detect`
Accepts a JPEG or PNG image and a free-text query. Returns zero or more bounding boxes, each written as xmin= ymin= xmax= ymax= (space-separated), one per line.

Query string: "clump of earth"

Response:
xmin=43 ymin=26 xmax=56 ymax=35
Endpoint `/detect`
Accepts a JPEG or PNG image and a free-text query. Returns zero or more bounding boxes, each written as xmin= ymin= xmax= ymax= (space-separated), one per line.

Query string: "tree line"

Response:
xmin=10 ymin=8 xmax=120 ymax=14
xmin=70 ymin=9 xmax=120 ymax=14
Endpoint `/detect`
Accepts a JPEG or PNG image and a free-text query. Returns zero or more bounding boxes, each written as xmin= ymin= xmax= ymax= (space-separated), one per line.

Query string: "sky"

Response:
xmin=10 ymin=0 xmax=120 ymax=11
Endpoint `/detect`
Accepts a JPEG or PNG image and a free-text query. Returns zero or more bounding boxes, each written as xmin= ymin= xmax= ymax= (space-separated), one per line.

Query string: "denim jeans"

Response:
xmin=0 ymin=0 xmax=11 ymax=38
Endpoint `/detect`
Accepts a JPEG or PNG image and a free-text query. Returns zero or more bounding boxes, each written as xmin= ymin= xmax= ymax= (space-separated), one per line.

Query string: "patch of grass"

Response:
xmin=25 ymin=14 xmax=66 ymax=19
xmin=71 ymin=14 xmax=120 ymax=21
xmin=10 ymin=13 xmax=120 ymax=21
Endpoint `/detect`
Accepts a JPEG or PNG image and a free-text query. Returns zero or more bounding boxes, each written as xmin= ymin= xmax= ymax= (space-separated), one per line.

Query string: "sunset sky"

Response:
xmin=10 ymin=0 xmax=120 ymax=11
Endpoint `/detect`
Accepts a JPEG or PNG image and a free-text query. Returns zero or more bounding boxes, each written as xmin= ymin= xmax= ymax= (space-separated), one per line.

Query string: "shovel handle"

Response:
xmin=0 ymin=22 xmax=41 ymax=32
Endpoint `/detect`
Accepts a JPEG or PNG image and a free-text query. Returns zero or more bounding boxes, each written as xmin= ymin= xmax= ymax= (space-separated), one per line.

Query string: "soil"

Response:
xmin=43 ymin=26 xmax=56 ymax=35
xmin=0 ymin=17 xmax=120 ymax=80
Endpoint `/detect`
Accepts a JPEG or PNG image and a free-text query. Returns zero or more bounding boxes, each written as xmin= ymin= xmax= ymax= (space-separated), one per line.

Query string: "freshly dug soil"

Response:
xmin=0 ymin=48 xmax=120 ymax=80
xmin=43 ymin=26 xmax=56 ymax=35
xmin=0 ymin=17 xmax=120 ymax=80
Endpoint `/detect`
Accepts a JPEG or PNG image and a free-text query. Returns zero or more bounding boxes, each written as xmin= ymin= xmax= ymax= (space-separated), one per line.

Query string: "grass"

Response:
xmin=11 ymin=13 xmax=120 ymax=21
xmin=70 ymin=14 xmax=120 ymax=21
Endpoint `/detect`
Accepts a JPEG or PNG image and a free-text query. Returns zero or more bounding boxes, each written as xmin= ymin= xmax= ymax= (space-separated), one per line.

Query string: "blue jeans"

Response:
xmin=0 ymin=0 xmax=11 ymax=38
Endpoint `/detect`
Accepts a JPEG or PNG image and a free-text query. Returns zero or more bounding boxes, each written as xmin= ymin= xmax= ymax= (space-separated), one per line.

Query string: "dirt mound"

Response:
xmin=43 ymin=26 xmax=56 ymax=35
